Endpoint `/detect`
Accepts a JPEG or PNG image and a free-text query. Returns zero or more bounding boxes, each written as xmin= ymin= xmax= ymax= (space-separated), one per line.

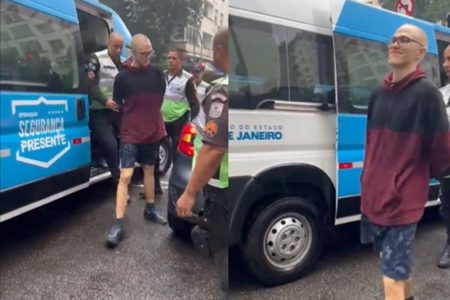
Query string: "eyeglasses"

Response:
xmin=388 ymin=35 xmax=425 ymax=48
xmin=135 ymin=49 xmax=154 ymax=57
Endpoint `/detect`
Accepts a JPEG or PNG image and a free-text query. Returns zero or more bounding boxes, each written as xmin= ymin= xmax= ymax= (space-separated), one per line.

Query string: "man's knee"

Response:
xmin=119 ymin=169 xmax=133 ymax=185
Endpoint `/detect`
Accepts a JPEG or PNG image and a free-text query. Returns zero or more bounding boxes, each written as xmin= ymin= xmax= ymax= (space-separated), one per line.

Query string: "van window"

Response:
xmin=0 ymin=2 xmax=83 ymax=93
xmin=77 ymin=9 xmax=109 ymax=56
xmin=436 ymin=38 xmax=450 ymax=87
xmin=285 ymin=28 xmax=335 ymax=104
xmin=229 ymin=16 xmax=289 ymax=109
xmin=334 ymin=34 xmax=440 ymax=114
xmin=229 ymin=16 xmax=335 ymax=109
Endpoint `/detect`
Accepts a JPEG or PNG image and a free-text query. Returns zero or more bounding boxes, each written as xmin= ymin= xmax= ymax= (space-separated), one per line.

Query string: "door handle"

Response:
xmin=76 ymin=98 xmax=85 ymax=121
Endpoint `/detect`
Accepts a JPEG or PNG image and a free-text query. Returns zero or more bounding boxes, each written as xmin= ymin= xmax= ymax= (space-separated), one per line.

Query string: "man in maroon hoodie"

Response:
xmin=360 ymin=24 xmax=450 ymax=300
xmin=106 ymin=34 xmax=167 ymax=248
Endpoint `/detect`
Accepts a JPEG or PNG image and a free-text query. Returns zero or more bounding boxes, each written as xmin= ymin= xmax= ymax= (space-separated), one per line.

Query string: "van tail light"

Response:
xmin=178 ymin=123 xmax=197 ymax=157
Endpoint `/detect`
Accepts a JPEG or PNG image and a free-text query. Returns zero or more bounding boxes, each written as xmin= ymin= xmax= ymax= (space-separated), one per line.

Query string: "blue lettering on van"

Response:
xmin=229 ymin=131 xmax=283 ymax=141
xmin=12 ymin=97 xmax=70 ymax=168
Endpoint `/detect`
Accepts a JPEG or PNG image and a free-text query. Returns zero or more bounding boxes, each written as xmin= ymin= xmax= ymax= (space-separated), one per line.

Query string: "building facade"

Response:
xmin=174 ymin=0 xmax=228 ymax=62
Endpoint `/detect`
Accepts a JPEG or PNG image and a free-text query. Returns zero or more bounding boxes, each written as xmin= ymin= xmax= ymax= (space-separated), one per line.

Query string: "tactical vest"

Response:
xmin=193 ymin=76 xmax=229 ymax=189
xmin=161 ymin=70 xmax=192 ymax=123
xmin=91 ymin=49 xmax=120 ymax=110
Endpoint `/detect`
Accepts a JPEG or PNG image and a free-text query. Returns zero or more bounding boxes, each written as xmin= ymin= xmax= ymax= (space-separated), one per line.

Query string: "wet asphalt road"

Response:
xmin=0 ymin=180 xmax=222 ymax=300
xmin=1 ymin=180 xmax=450 ymax=300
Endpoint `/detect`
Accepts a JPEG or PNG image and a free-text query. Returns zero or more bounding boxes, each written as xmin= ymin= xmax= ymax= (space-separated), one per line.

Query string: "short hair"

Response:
xmin=167 ymin=47 xmax=186 ymax=60
xmin=131 ymin=33 xmax=152 ymax=51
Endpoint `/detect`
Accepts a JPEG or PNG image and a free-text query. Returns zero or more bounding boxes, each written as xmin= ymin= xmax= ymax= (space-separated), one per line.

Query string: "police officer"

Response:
xmin=176 ymin=29 xmax=229 ymax=296
xmin=438 ymin=44 xmax=450 ymax=269
xmin=87 ymin=32 xmax=123 ymax=182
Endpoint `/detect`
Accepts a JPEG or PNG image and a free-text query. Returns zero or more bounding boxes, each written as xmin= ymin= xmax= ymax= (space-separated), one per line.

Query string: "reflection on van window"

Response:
xmin=77 ymin=9 xmax=109 ymax=56
xmin=0 ymin=2 xmax=82 ymax=93
xmin=335 ymin=35 xmax=439 ymax=114
xmin=229 ymin=16 xmax=288 ymax=109
xmin=285 ymin=28 xmax=334 ymax=104
xmin=229 ymin=16 xmax=335 ymax=109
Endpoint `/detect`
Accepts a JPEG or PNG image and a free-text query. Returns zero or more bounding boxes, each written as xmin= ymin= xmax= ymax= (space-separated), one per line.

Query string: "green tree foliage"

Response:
xmin=101 ymin=0 xmax=203 ymax=61
xmin=379 ymin=0 xmax=450 ymax=24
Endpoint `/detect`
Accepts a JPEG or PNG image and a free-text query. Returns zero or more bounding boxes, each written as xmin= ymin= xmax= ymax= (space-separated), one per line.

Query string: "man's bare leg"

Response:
xmin=142 ymin=165 xmax=154 ymax=205
xmin=116 ymin=168 xmax=134 ymax=218
xmin=383 ymin=276 xmax=406 ymax=300
xmin=404 ymin=278 xmax=413 ymax=300
xmin=142 ymin=164 xmax=167 ymax=225
xmin=106 ymin=167 xmax=134 ymax=247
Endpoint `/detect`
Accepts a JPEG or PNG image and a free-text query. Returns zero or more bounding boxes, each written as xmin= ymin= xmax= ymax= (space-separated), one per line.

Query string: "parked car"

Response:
xmin=167 ymin=123 xmax=205 ymax=237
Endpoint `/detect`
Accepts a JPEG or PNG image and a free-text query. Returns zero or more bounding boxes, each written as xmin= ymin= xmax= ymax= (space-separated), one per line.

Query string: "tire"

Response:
xmin=157 ymin=137 xmax=172 ymax=176
xmin=242 ymin=197 xmax=324 ymax=286
xmin=168 ymin=212 xmax=193 ymax=239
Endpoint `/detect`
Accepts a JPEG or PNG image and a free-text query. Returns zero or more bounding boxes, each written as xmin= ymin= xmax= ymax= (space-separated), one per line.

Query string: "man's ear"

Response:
xmin=417 ymin=47 xmax=426 ymax=62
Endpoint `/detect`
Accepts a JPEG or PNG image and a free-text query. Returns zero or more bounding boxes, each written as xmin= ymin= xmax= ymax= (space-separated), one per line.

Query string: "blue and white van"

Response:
xmin=228 ymin=0 xmax=449 ymax=285
xmin=0 ymin=0 xmax=131 ymax=222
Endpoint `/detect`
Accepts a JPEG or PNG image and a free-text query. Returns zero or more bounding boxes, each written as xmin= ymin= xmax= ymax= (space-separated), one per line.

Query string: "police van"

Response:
xmin=0 ymin=0 xmax=131 ymax=222
xmin=228 ymin=0 xmax=450 ymax=285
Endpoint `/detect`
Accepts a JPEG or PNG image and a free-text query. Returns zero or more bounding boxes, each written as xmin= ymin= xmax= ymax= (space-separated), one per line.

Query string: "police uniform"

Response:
xmin=87 ymin=49 xmax=121 ymax=181
xmin=198 ymin=75 xmax=229 ymax=290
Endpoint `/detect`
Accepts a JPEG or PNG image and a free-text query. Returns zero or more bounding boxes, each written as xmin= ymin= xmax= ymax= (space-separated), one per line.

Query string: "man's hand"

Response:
xmin=87 ymin=71 xmax=95 ymax=81
xmin=106 ymin=99 xmax=120 ymax=112
xmin=176 ymin=192 xmax=195 ymax=218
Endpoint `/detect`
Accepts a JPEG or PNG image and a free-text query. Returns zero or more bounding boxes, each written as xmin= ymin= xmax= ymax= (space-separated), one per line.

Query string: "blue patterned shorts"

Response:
xmin=360 ymin=215 xmax=417 ymax=280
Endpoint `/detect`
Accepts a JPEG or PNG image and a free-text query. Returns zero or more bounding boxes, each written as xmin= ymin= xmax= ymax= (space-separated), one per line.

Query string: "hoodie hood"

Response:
xmin=383 ymin=67 xmax=426 ymax=94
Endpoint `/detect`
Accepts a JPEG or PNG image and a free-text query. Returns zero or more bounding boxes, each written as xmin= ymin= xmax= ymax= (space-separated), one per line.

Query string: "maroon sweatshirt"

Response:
xmin=361 ymin=68 xmax=450 ymax=226
xmin=112 ymin=63 xmax=166 ymax=144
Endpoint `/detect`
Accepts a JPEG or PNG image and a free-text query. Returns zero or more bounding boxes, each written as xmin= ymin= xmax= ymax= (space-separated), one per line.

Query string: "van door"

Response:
xmin=0 ymin=0 xmax=90 ymax=216
xmin=331 ymin=0 xmax=441 ymax=224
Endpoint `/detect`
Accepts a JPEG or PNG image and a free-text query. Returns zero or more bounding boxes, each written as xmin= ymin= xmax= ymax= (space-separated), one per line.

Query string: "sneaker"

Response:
xmin=130 ymin=180 xmax=144 ymax=187
xmin=106 ymin=223 xmax=124 ymax=248
xmin=144 ymin=207 xmax=167 ymax=225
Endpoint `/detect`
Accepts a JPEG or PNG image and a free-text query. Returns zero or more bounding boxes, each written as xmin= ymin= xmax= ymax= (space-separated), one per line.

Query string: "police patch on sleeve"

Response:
xmin=209 ymin=102 xmax=224 ymax=119
xmin=208 ymin=93 xmax=227 ymax=119
xmin=204 ymin=120 xmax=218 ymax=138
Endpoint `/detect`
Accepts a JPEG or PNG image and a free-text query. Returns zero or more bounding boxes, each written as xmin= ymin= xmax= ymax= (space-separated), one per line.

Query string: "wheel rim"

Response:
xmin=263 ymin=213 xmax=313 ymax=271
xmin=159 ymin=146 xmax=167 ymax=172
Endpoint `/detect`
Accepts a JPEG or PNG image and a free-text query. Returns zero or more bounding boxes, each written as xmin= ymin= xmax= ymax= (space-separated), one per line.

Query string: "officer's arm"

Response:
xmin=184 ymin=95 xmax=228 ymax=196
xmin=87 ymin=54 xmax=108 ymax=106
xmin=185 ymin=78 xmax=200 ymax=119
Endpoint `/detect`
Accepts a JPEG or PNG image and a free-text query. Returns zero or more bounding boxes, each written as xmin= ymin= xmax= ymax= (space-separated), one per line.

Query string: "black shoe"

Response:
xmin=437 ymin=244 xmax=450 ymax=268
xmin=106 ymin=223 xmax=124 ymax=248
xmin=143 ymin=207 xmax=167 ymax=225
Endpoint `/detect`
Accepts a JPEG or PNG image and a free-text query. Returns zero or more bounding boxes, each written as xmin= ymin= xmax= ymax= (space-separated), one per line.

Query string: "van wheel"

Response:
xmin=168 ymin=213 xmax=193 ymax=239
xmin=157 ymin=137 xmax=172 ymax=177
xmin=242 ymin=197 xmax=324 ymax=286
